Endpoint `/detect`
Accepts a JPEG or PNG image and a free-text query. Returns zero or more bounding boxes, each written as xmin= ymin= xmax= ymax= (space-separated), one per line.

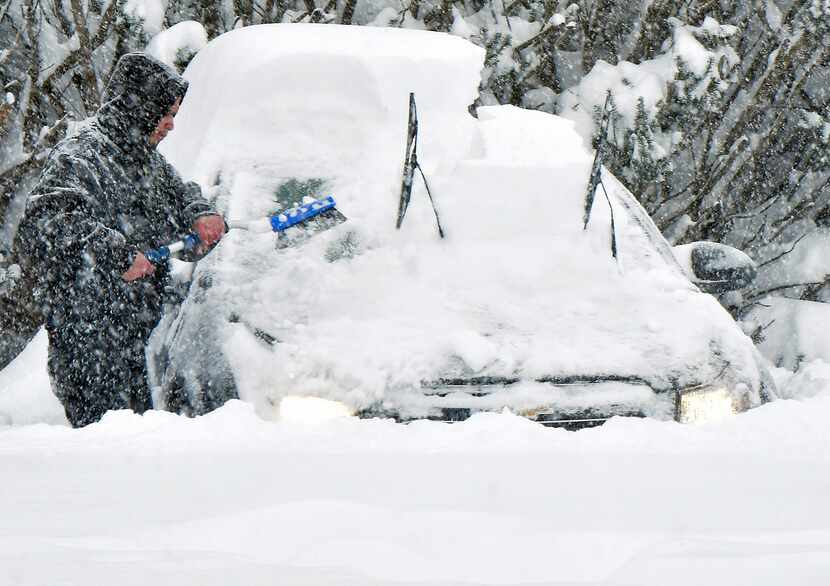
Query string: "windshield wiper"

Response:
xmin=396 ymin=92 xmax=445 ymax=238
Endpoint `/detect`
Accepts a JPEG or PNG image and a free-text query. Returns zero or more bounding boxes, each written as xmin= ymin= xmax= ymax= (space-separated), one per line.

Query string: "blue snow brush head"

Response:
xmin=98 ymin=53 xmax=189 ymax=151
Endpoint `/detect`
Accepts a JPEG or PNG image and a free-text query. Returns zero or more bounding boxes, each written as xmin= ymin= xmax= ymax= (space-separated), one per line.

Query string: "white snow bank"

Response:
xmin=779 ymin=359 xmax=830 ymax=400
xmin=2 ymin=395 xmax=830 ymax=584
xmin=0 ymin=329 xmax=66 ymax=426
xmin=146 ymin=21 xmax=208 ymax=70
xmin=747 ymin=297 xmax=830 ymax=369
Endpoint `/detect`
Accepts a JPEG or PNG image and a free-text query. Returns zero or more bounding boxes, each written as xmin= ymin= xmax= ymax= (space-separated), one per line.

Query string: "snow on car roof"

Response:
xmin=160 ymin=24 xmax=764 ymax=416
xmin=163 ymin=23 xmax=483 ymax=191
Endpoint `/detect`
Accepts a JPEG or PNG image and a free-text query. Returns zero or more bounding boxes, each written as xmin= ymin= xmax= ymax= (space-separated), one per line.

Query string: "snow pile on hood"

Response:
xmin=159 ymin=24 xmax=768 ymax=418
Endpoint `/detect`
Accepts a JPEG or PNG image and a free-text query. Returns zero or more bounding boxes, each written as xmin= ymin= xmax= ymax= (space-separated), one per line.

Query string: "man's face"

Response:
xmin=149 ymin=98 xmax=180 ymax=146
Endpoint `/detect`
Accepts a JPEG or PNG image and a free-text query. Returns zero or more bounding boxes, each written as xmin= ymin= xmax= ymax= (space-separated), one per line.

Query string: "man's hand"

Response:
xmin=122 ymin=253 xmax=155 ymax=282
xmin=193 ymin=214 xmax=225 ymax=254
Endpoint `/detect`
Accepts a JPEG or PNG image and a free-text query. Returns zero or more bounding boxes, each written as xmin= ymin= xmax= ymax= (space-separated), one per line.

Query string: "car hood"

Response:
xmin=187 ymin=109 xmax=765 ymax=415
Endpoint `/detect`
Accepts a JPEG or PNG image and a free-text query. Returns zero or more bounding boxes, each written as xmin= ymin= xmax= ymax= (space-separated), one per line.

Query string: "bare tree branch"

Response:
xmin=341 ymin=0 xmax=358 ymax=24
xmin=745 ymin=278 xmax=829 ymax=304
xmin=39 ymin=0 xmax=116 ymax=98
xmin=758 ymin=232 xmax=810 ymax=268
xmin=68 ymin=0 xmax=100 ymax=114
xmin=0 ymin=0 xmax=14 ymax=23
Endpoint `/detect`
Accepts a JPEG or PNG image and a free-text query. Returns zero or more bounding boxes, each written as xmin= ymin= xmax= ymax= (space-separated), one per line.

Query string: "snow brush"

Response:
xmin=145 ymin=195 xmax=346 ymax=264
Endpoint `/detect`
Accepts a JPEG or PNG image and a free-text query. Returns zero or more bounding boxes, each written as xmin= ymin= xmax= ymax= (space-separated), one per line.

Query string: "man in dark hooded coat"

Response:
xmin=16 ymin=53 xmax=225 ymax=427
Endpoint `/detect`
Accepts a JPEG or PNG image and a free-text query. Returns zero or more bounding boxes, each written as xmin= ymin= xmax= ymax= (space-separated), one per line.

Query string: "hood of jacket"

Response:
xmin=96 ymin=53 xmax=188 ymax=157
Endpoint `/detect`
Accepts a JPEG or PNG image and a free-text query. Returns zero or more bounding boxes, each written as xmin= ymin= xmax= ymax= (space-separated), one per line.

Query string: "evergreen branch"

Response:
xmin=513 ymin=21 xmax=563 ymax=55
xmin=746 ymin=318 xmax=776 ymax=345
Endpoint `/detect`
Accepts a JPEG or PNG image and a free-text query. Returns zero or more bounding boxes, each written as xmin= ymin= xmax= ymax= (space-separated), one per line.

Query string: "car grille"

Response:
xmin=360 ymin=375 xmax=662 ymax=430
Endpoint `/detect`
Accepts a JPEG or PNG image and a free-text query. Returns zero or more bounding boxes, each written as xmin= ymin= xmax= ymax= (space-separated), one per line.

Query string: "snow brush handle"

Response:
xmin=145 ymin=196 xmax=339 ymax=264
xmin=144 ymin=233 xmax=201 ymax=265
xmin=227 ymin=195 xmax=338 ymax=233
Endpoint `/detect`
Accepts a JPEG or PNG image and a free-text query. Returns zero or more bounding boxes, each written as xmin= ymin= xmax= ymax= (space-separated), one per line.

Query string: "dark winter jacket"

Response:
xmin=17 ymin=53 xmax=215 ymax=321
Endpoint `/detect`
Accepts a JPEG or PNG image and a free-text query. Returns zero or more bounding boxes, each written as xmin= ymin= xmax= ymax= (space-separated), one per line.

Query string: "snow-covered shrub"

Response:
xmin=561 ymin=3 xmax=830 ymax=319
xmin=146 ymin=21 xmax=208 ymax=71
xmin=562 ymin=16 xmax=739 ymax=218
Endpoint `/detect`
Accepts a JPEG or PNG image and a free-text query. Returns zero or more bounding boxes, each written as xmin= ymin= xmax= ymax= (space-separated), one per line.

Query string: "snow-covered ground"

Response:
xmin=747 ymin=296 xmax=830 ymax=371
xmin=2 ymin=334 xmax=830 ymax=584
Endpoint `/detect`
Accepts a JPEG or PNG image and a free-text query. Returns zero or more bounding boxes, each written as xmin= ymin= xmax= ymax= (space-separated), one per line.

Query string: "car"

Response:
xmin=150 ymin=23 xmax=776 ymax=428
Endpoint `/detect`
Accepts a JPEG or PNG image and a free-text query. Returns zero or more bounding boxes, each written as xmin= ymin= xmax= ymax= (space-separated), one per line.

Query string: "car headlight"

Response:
xmin=676 ymin=386 xmax=736 ymax=424
xmin=279 ymin=396 xmax=355 ymax=423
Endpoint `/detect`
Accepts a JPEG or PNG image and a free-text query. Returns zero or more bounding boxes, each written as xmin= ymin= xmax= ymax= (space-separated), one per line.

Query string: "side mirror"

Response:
xmin=673 ymin=242 xmax=757 ymax=293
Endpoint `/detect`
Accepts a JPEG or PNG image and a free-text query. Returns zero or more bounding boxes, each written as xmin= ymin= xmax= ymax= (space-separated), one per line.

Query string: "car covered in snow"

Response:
xmin=150 ymin=24 xmax=776 ymax=428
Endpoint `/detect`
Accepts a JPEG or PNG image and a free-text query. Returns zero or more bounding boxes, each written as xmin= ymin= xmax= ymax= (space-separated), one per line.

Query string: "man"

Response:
xmin=16 ymin=53 xmax=224 ymax=427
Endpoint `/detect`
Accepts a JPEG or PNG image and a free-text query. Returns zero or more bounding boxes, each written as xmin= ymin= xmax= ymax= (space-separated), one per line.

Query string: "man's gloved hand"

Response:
xmin=122 ymin=252 xmax=155 ymax=282
xmin=193 ymin=214 xmax=225 ymax=255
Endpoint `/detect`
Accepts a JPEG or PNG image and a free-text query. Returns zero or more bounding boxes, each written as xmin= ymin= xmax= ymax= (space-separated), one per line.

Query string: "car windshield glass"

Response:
xmin=271 ymin=178 xmax=330 ymax=214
